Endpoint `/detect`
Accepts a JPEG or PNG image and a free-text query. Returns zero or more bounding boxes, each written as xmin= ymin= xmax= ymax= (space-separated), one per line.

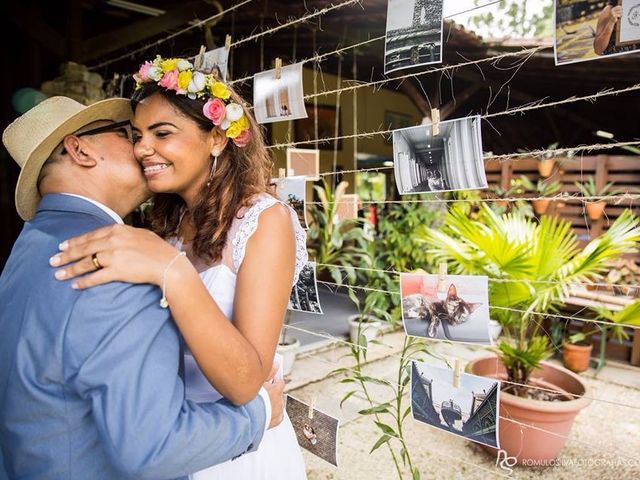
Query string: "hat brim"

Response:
xmin=15 ymin=98 xmax=132 ymax=221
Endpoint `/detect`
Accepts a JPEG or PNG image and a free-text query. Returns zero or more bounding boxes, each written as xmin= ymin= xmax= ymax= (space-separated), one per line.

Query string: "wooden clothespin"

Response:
xmin=279 ymin=167 xmax=286 ymax=179
xmin=308 ymin=396 xmax=316 ymax=420
xmin=225 ymin=34 xmax=232 ymax=50
xmin=431 ymin=108 xmax=441 ymax=137
xmin=436 ymin=262 xmax=447 ymax=294
xmin=275 ymin=57 xmax=283 ymax=80
xmin=452 ymin=359 xmax=462 ymax=389
xmin=198 ymin=45 xmax=207 ymax=56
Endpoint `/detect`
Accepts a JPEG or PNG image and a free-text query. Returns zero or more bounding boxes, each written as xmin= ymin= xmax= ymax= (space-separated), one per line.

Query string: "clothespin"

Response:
xmin=436 ymin=262 xmax=447 ymax=294
xmin=453 ymin=359 xmax=462 ymax=389
xmin=279 ymin=167 xmax=286 ymax=179
xmin=198 ymin=45 xmax=206 ymax=56
xmin=225 ymin=34 xmax=232 ymax=50
xmin=308 ymin=396 xmax=316 ymax=420
xmin=431 ymin=108 xmax=441 ymax=137
xmin=195 ymin=45 xmax=206 ymax=69
xmin=275 ymin=57 xmax=283 ymax=79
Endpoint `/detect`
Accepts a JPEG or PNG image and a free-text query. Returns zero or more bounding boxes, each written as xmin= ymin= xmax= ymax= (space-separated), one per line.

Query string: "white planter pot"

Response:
xmin=488 ymin=319 xmax=502 ymax=343
xmin=348 ymin=314 xmax=382 ymax=344
xmin=276 ymin=337 xmax=300 ymax=377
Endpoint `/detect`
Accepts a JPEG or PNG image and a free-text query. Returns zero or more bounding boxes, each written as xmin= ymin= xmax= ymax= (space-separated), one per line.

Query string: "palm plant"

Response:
xmin=421 ymin=203 xmax=640 ymax=396
xmin=307 ymin=179 xmax=373 ymax=285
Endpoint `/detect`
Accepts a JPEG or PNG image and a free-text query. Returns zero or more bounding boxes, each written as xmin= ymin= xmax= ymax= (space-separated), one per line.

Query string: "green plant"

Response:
xmin=307 ymin=179 xmax=373 ymax=285
xmin=574 ymin=176 xmax=622 ymax=198
xmin=490 ymin=177 xmax=534 ymax=216
xmin=589 ymin=299 xmax=640 ymax=342
xmin=520 ymin=175 xmax=562 ymax=197
xmin=422 ymin=204 xmax=640 ymax=396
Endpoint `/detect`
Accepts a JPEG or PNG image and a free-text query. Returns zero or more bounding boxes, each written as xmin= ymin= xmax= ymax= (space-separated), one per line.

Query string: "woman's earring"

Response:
xmin=206 ymin=155 xmax=218 ymax=187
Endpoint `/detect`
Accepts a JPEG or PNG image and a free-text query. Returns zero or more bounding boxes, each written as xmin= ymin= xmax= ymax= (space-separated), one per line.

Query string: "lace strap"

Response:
xmin=232 ymin=195 xmax=308 ymax=285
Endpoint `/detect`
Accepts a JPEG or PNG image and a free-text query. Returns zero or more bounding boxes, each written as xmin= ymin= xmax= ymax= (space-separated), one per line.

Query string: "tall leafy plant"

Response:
xmin=422 ymin=204 xmax=640 ymax=396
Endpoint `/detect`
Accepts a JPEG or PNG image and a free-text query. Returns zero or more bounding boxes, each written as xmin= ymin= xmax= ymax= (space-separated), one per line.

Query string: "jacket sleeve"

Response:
xmin=64 ymin=281 xmax=267 ymax=479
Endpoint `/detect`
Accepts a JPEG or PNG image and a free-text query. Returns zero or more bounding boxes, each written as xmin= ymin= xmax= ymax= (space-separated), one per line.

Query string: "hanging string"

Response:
xmin=314 ymin=263 xmax=640 ymax=290
xmin=229 ymin=0 xmax=508 ymax=86
xmin=313 ymin=280 xmax=640 ymax=331
xmin=88 ymin=0 xmax=252 ymax=70
xmin=287 ymin=324 xmax=640 ymax=411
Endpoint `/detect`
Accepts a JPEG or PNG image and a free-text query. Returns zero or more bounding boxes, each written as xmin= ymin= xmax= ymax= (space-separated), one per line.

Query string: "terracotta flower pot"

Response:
xmin=562 ymin=341 xmax=593 ymax=373
xmin=532 ymin=199 xmax=550 ymax=215
xmin=586 ymin=201 xmax=606 ymax=221
xmin=467 ymin=355 xmax=591 ymax=464
xmin=538 ymin=159 xmax=555 ymax=177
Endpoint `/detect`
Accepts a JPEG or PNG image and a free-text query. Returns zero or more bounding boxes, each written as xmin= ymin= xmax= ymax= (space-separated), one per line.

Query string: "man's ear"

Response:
xmin=209 ymin=127 xmax=229 ymax=156
xmin=61 ymin=135 xmax=98 ymax=168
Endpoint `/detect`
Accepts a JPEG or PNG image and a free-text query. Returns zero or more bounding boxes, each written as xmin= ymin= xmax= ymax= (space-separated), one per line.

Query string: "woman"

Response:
xmin=51 ymin=57 xmax=308 ymax=479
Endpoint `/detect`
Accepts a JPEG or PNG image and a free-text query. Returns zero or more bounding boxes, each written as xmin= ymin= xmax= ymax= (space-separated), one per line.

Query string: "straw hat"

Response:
xmin=2 ymin=96 xmax=132 ymax=220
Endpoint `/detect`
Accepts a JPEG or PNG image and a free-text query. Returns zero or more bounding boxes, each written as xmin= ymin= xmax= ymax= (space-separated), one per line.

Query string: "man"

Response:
xmin=0 ymin=96 xmax=284 ymax=479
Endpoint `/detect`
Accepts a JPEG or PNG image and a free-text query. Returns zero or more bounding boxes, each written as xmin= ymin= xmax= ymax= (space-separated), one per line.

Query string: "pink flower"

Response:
xmin=202 ymin=98 xmax=226 ymax=126
xmin=158 ymin=69 xmax=179 ymax=91
xmin=137 ymin=61 xmax=153 ymax=81
xmin=232 ymin=128 xmax=252 ymax=147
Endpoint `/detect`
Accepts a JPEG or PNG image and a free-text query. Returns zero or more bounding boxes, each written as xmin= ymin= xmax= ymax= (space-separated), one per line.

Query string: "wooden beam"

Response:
xmin=79 ymin=0 xmax=217 ymax=63
xmin=398 ymin=79 xmax=431 ymax=117
xmin=440 ymin=84 xmax=482 ymax=119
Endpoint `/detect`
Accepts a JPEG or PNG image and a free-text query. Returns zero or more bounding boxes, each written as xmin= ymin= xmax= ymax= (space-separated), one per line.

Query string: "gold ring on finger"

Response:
xmin=91 ymin=253 xmax=103 ymax=270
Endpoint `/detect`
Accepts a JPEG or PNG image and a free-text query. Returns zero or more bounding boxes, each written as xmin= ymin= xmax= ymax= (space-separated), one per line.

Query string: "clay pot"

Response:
xmin=538 ymin=159 xmax=555 ymax=177
xmin=348 ymin=314 xmax=382 ymax=344
xmin=276 ymin=337 xmax=300 ymax=377
xmin=467 ymin=355 xmax=591 ymax=464
xmin=586 ymin=201 xmax=606 ymax=221
xmin=562 ymin=341 xmax=593 ymax=373
xmin=532 ymin=199 xmax=550 ymax=215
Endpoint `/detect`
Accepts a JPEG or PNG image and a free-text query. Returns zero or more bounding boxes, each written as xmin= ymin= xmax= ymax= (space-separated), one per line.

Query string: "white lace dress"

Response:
xmin=173 ymin=194 xmax=308 ymax=480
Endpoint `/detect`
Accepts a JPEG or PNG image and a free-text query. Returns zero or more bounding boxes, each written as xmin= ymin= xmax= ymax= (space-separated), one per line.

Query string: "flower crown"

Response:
xmin=134 ymin=55 xmax=251 ymax=147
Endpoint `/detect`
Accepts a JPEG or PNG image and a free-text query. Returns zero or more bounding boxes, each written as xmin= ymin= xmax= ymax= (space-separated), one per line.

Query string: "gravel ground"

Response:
xmin=286 ymin=331 xmax=640 ymax=479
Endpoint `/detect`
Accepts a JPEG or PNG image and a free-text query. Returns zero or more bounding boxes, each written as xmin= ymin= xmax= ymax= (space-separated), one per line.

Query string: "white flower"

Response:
xmin=188 ymin=72 xmax=207 ymax=93
xmin=177 ymin=59 xmax=193 ymax=71
xmin=225 ymin=103 xmax=243 ymax=122
xmin=220 ymin=118 xmax=232 ymax=130
xmin=148 ymin=66 xmax=163 ymax=81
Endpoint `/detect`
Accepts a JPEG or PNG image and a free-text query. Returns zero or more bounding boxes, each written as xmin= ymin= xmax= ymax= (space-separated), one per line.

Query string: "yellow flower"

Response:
xmin=236 ymin=115 xmax=250 ymax=130
xmin=161 ymin=58 xmax=179 ymax=73
xmin=225 ymin=123 xmax=243 ymax=139
xmin=210 ymin=81 xmax=231 ymax=100
xmin=178 ymin=70 xmax=193 ymax=90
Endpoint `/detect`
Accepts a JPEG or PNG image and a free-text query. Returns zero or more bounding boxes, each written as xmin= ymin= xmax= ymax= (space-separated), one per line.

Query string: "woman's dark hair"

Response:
xmin=131 ymin=82 xmax=275 ymax=263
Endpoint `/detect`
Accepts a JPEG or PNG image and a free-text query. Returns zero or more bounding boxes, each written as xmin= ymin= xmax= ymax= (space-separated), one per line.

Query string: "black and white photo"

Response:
xmin=286 ymin=395 xmax=339 ymax=466
xmin=411 ymin=360 xmax=500 ymax=449
xmin=289 ymin=262 xmax=323 ymax=314
xmin=393 ymin=116 xmax=486 ymax=194
xmin=275 ymin=175 xmax=308 ymax=229
xmin=194 ymin=46 xmax=230 ymax=81
xmin=287 ymin=148 xmax=320 ymax=180
xmin=401 ymin=273 xmax=492 ymax=345
xmin=384 ymin=0 xmax=444 ymax=74
xmin=254 ymin=62 xmax=308 ymax=124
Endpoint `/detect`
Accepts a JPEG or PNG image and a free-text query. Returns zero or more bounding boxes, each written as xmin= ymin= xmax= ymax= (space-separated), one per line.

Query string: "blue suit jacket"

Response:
xmin=0 ymin=194 xmax=266 ymax=479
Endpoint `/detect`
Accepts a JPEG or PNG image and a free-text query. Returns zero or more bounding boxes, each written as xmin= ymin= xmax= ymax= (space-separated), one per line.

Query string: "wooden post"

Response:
xmin=591 ymin=154 xmax=608 ymax=238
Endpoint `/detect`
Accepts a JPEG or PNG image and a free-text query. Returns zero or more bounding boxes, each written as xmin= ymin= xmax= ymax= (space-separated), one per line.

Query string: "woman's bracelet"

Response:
xmin=160 ymin=251 xmax=187 ymax=308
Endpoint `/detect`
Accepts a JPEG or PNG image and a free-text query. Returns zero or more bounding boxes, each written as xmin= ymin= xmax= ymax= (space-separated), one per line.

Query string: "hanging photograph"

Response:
xmin=289 ymin=262 xmax=323 ymax=315
xmin=554 ymin=0 xmax=640 ymax=66
xmin=253 ymin=62 xmax=308 ymax=124
xmin=286 ymin=395 xmax=340 ymax=466
xmin=287 ymin=148 xmax=320 ymax=180
xmin=334 ymin=193 xmax=359 ymax=222
xmin=393 ymin=116 xmax=487 ymax=195
xmin=194 ymin=46 xmax=230 ymax=81
xmin=274 ymin=175 xmax=308 ymax=229
xmin=411 ymin=360 xmax=500 ymax=449
xmin=384 ymin=0 xmax=444 ymax=74
xmin=401 ymin=273 xmax=492 ymax=345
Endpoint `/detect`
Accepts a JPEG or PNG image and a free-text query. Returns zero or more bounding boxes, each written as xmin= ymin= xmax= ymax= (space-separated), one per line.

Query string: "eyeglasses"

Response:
xmin=60 ymin=120 xmax=132 ymax=154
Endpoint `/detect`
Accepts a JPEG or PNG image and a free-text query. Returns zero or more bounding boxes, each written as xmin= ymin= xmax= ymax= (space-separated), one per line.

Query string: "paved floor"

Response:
xmin=284 ymin=330 xmax=640 ymax=479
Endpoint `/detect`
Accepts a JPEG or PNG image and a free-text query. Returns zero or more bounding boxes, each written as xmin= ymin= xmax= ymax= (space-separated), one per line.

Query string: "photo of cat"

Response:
xmin=401 ymin=273 xmax=492 ymax=345
xmin=392 ymin=116 xmax=487 ymax=195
